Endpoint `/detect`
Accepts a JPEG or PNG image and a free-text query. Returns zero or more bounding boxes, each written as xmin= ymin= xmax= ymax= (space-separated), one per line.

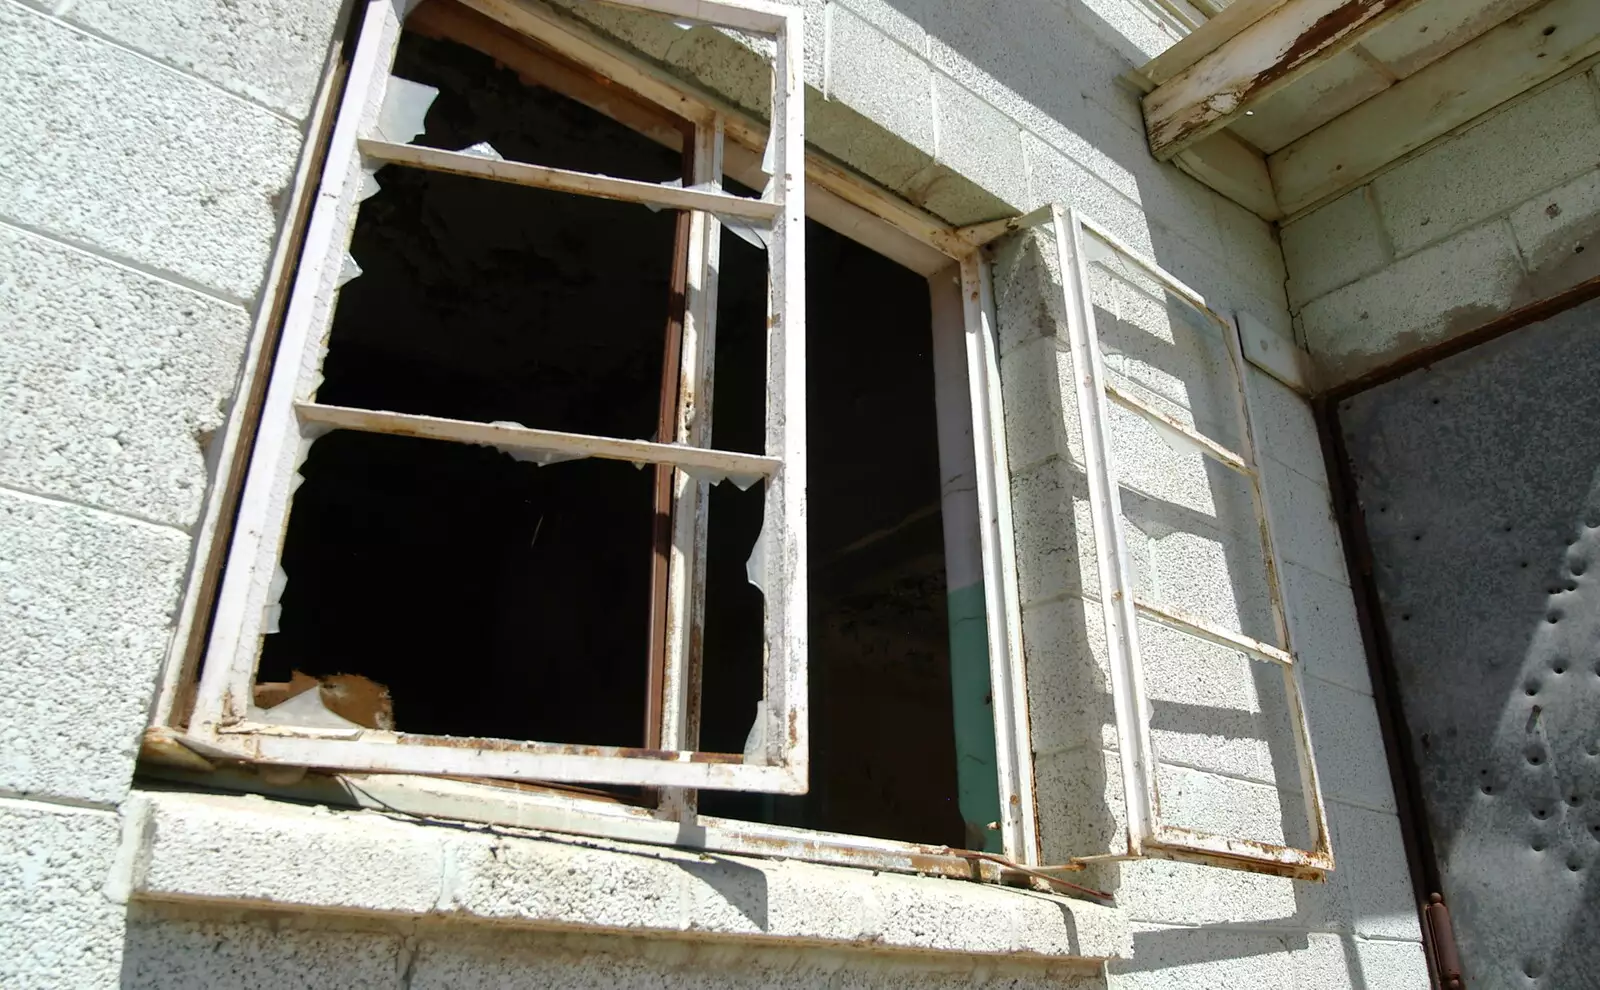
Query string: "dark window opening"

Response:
xmin=699 ymin=220 xmax=966 ymax=850
xmin=251 ymin=11 xmax=969 ymax=849
xmin=258 ymin=25 xmax=685 ymax=748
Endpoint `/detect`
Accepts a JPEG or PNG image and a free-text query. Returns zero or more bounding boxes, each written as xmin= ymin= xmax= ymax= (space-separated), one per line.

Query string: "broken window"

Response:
xmin=188 ymin=0 xmax=810 ymax=795
xmin=169 ymin=0 xmax=1105 ymax=887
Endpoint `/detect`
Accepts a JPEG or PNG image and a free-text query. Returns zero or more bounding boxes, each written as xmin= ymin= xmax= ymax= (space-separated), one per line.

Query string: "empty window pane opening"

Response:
xmin=700 ymin=220 xmax=985 ymax=851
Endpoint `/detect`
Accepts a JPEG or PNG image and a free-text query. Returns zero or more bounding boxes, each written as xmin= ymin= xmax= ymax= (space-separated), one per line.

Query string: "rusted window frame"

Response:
xmin=152 ymin=0 xmax=1062 ymax=887
xmin=185 ymin=0 xmax=811 ymax=794
xmin=1049 ymin=205 xmax=1334 ymax=879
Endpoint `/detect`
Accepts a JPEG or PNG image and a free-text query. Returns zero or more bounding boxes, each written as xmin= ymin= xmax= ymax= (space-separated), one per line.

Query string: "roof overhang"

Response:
xmin=1132 ymin=0 xmax=1600 ymax=221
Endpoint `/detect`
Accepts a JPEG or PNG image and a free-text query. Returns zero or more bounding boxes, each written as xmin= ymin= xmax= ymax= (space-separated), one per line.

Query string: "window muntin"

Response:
xmin=187 ymin=0 xmax=810 ymax=794
xmin=1050 ymin=206 xmax=1333 ymax=878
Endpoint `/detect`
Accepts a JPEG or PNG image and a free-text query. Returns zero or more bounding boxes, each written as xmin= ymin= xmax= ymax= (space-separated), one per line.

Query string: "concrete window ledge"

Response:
xmin=119 ymin=790 xmax=1129 ymax=965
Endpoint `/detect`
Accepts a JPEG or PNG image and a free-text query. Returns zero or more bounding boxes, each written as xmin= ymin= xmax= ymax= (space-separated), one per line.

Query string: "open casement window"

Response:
xmin=187 ymin=0 xmax=809 ymax=793
xmin=1050 ymin=205 xmax=1333 ymax=879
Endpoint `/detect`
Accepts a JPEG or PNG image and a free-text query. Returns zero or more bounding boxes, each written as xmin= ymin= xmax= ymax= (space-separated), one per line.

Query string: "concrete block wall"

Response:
xmin=121 ymin=904 xmax=1105 ymax=990
xmin=1284 ymin=69 xmax=1600 ymax=385
xmin=0 ymin=0 xmax=1426 ymax=987
xmin=0 ymin=0 xmax=342 ymax=984
xmin=989 ymin=222 xmax=1425 ymax=989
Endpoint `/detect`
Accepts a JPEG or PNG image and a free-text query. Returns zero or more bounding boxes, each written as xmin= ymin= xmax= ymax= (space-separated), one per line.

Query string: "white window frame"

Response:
xmin=185 ymin=0 xmax=809 ymax=794
xmin=151 ymin=0 xmax=1066 ymax=891
xmin=975 ymin=205 xmax=1333 ymax=879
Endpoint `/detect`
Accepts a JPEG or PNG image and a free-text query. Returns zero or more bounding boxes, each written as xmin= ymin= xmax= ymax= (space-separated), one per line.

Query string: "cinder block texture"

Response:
xmin=1510 ymin=166 xmax=1600 ymax=290
xmin=1280 ymin=561 xmax=1371 ymax=695
xmin=121 ymin=911 xmax=402 ymax=990
xmin=1304 ymin=679 xmax=1396 ymax=813
xmin=0 ymin=3 xmax=301 ymax=302
xmin=1262 ymin=458 xmax=1347 ymax=583
xmin=62 ymin=0 xmax=345 ymax=119
xmin=1281 ymin=186 xmax=1391 ymax=309
xmin=0 ymin=800 xmax=125 ymax=990
xmin=0 ymin=224 xmax=251 ymax=527
xmin=1111 ymin=928 xmax=1409 ymax=990
xmin=409 ymin=926 xmax=1107 ymax=990
xmin=0 ymin=492 xmax=188 ymax=805
xmin=825 ymin=4 xmax=935 ymax=157
xmin=1373 ymin=77 xmax=1600 ymax=258
xmin=1298 ymin=220 xmax=1530 ymax=385
xmin=132 ymin=790 xmax=1131 ymax=962
xmin=1330 ymin=802 xmax=1422 ymax=940
xmin=931 ymin=73 xmax=1028 ymax=215
xmin=1247 ymin=368 xmax=1324 ymax=484
xmin=1354 ymin=937 xmax=1431 ymax=989
xmin=1116 ymin=854 xmax=1343 ymax=931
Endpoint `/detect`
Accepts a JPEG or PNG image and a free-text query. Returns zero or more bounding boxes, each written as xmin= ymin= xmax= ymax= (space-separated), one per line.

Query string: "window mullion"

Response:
xmin=645 ymin=169 xmax=699 ymax=752
xmin=659 ymin=117 xmax=724 ymax=822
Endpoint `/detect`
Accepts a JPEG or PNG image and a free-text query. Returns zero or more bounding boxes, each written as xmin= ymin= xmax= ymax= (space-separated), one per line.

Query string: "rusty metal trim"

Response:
xmin=1048 ymin=204 xmax=1335 ymax=878
xmin=1132 ymin=595 xmax=1295 ymax=666
xmin=1105 ymin=382 xmax=1255 ymax=475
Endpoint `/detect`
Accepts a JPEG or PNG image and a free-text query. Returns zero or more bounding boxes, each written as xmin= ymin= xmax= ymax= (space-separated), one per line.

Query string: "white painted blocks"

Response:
xmin=1000 ymin=335 xmax=1076 ymax=470
xmin=1144 ymin=523 xmax=1276 ymax=638
xmin=62 ymin=0 xmax=344 ymax=120
xmin=1330 ymin=802 xmax=1422 ymax=940
xmin=1023 ymin=136 xmax=1155 ymax=258
xmin=0 ymin=3 xmax=302 ymax=302
xmin=1281 ymin=187 xmax=1391 ymax=310
xmin=408 ymin=927 xmax=1108 ymax=990
xmin=833 ymin=0 xmax=925 ymax=51
xmin=1110 ymin=928 xmax=1359 ymax=990
xmin=1022 ymin=596 xmax=1115 ymax=756
xmin=1304 ymin=679 xmax=1396 ymax=813
xmin=0 ymin=491 xmax=188 ymax=805
xmin=133 ymin=791 xmax=447 ymax=914
xmin=825 ymin=4 xmax=935 ymax=158
xmin=0 ymin=224 xmax=251 ymax=528
xmin=131 ymin=790 xmax=1131 ymax=962
xmin=121 ymin=911 xmax=402 ymax=990
xmin=1139 ymin=618 xmax=1296 ymax=785
xmin=1280 ymin=561 xmax=1371 ymax=695
xmin=1263 ymin=456 xmax=1348 ymax=584
xmin=1116 ymin=854 xmax=1343 ymax=931
xmin=1155 ymin=761 xmax=1305 ymax=848
xmin=1008 ymin=457 xmax=1153 ymax=606
xmin=1247 ymin=368 xmax=1324 ymax=484
xmin=932 ymin=73 xmax=1028 ymax=212
xmin=992 ymin=227 xmax=1067 ymax=355
xmin=1353 ymin=938 xmax=1432 ymax=989
xmin=1033 ymin=746 xmax=1127 ymax=864
xmin=0 ymin=800 xmax=125 ymax=990
xmin=1373 ymin=76 xmax=1600 ymax=258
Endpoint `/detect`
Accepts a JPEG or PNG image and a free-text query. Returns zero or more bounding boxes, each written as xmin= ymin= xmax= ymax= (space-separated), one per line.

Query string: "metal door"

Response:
xmin=1339 ymin=298 xmax=1600 ymax=987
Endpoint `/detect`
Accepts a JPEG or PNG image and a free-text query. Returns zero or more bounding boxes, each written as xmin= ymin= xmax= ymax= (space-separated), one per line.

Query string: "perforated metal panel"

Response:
xmin=1340 ymin=298 xmax=1600 ymax=988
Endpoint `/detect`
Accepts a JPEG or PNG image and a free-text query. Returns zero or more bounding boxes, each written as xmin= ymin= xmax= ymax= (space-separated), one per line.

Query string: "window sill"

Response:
xmin=122 ymin=789 xmax=1130 ymax=964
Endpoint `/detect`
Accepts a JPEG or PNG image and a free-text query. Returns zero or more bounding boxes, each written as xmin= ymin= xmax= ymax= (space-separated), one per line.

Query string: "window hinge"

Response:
xmin=1424 ymin=892 xmax=1465 ymax=989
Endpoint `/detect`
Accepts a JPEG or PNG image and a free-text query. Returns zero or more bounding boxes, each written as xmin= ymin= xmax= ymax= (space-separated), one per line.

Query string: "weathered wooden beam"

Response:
xmin=1141 ymin=0 xmax=1291 ymax=87
xmin=1142 ymin=0 xmax=1430 ymax=161
xmin=1271 ymin=0 xmax=1600 ymax=216
xmin=1171 ymin=131 xmax=1283 ymax=220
